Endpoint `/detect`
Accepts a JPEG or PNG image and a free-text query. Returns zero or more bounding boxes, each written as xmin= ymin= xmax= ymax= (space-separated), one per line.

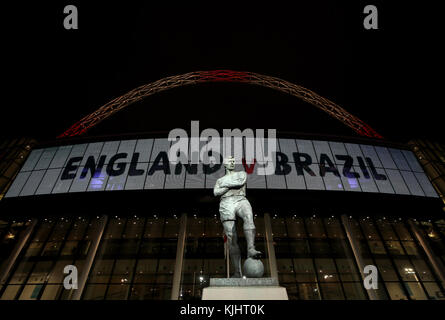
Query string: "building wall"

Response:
xmin=1 ymin=137 xmax=444 ymax=300
xmin=0 ymin=138 xmax=37 ymax=201
xmin=1 ymin=211 xmax=444 ymax=300
xmin=409 ymin=139 xmax=445 ymax=209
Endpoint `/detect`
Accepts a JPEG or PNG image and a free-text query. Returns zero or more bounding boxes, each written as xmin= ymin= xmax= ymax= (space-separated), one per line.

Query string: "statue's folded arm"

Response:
xmin=219 ymin=172 xmax=247 ymax=188
xmin=213 ymin=180 xmax=229 ymax=196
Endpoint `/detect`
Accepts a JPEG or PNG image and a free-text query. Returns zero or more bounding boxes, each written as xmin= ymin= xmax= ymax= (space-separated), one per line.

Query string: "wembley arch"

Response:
xmin=57 ymin=70 xmax=383 ymax=139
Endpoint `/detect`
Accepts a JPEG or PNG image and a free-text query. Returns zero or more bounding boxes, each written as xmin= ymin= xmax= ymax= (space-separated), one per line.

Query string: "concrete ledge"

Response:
xmin=202 ymin=286 xmax=288 ymax=300
xmin=209 ymin=277 xmax=278 ymax=287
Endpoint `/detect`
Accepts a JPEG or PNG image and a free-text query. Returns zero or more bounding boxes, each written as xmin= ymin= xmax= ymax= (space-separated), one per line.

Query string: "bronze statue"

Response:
xmin=214 ymin=156 xmax=262 ymax=277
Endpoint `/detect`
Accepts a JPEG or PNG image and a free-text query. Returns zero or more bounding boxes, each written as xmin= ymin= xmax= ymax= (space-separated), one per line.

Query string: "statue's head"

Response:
xmin=223 ymin=156 xmax=236 ymax=171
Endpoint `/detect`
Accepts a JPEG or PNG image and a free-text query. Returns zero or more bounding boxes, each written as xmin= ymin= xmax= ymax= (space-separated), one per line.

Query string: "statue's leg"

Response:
xmin=222 ymin=220 xmax=242 ymax=278
xmin=238 ymin=200 xmax=262 ymax=259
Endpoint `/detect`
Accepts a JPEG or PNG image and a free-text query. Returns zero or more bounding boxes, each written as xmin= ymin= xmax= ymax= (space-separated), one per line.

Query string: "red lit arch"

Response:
xmin=57 ymin=70 xmax=383 ymax=139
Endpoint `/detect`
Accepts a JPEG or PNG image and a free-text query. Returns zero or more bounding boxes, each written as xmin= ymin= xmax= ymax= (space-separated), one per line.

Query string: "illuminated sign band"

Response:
xmin=5 ymin=138 xmax=438 ymax=198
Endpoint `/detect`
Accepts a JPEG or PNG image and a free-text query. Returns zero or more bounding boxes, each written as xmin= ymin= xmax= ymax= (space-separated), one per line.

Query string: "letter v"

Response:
xmin=242 ymin=158 xmax=256 ymax=174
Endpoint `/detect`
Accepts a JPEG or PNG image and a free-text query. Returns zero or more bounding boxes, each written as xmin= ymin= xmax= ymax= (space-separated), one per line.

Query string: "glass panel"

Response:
xmin=101 ymin=240 xmax=121 ymax=256
xmin=144 ymin=218 xmax=164 ymax=238
xmin=294 ymin=258 xmax=317 ymax=282
xmin=47 ymin=260 xmax=72 ymax=284
xmin=330 ymin=239 xmax=353 ymax=257
xmin=315 ymin=259 xmax=339 ymax=282
xmin=421 ymin=222 xmax=445 ymax=264
xmin=393 ymin=221 xmax=413 ymax=240
xmin=18 ymin=284 xmax=43 ymax=300
xmin=336 ymin=258 xmax=360 ymax=281
xmin=48 ymin=220 xmax=72 ymax=241
xmin=41 ymin=241 xmax=63 ymax=257
xmin=130 ymin=284 xmax=155 ymax=300
xmin=271 ymin=218 xmax=286 ymax=237
xmin=411 ymin=259 xmax=435 ymax=281
xmin=303 ymin=165 xmax=325 ymax=190
xmin=274 ymin=238 xmax=290 ymax=257
xmin=404 ymin=282 xmax=427 ymax=300
xmin=40 ymin=285 xmax=63 ymax=300
xmin=422 ymin=282 xmax=445 ymax=300
xmin=24 ymin=242 xmax=44 ymax=257
xmin=160 ymin=238 xmax=178 ymax=258
xmin=139 ymin=239 xmax=162 ymax=257
xmin=368 ymin=241 xmax=386 ymax=255
xmin=375 ymin=258 xmax=399 ymax=281
xmin=205 ymin=216 xmax=223 ymax=237
xmin=342 ymin=282 xmax=367 ymax=300
xmin=180 ymin=285 xmax=196 ymax=300
xmin=349 ymin=218 xmax=364 ymax=240
xmin=152 ymin=285 xmax=171 ymax=300
xmin=82 ymin=284 xmax=107 ymax=300
xmin=373 ymin=282 xmax=389 ymax=300
xmin=61 ymin=241 xmax=80 ymax=256
xmin=402 ymin=241 xmax=420 ymax=256
xmin=104 ymin=218 xmax=125 ymax=240
xmin=357 ymin=242 xmax=369 ymax=262
xmin=27 ymin=261 xmax=53 ymax=284
xmin=182 ymin=259 xmax=203 ymax=285
xmin=85 ymin=217 xmax=104 ymax=239
xmin=203 ymin=259 xmax=225 ymax=278
xmin=305 ymin=218 xmax=326 ymax=238
xmin=109 ymin=259 xmax=136 ymax=284
xmin=360 ymin=219 xmax=380 ymax=240
xmin=77 ymin=241 xmax=91 ymax=257
xmin=204 ymin=238 xmax=224 ymax=256
xmin=285 ymin=217 xmax=306 ymax=238
xmin=0 ymin=221 xmax=30 ymax=266
xmin=89 ymin=259 xmax=114 ymax=283
xmin=1 ymin=285 xmax=21 ymax=300
xmin=123 ymin=217 xmax=145 ymax=239
xmin=33 ymin=220 xmax=55 ymax=242
xmin=67 ymin=218 xmax=89 ymax=240
xmin=8 ymin=261 xmax=33 ymax=284
xmin=156 ymin=259 xmax=174 ymax=284
xmin=385 ymin=241 xmax=405 ymax=256
xmin=277 ymin=259 xmax=295 ymax=283
xmin=119 ymin=239 xmax=140 ymax=256
xmin=164 ymin=217 xmax=180 ymax=238
xmin=324 ymin=217 xmax=345 ymax=239
xmin=133 ymin=259 xmax=158 ymax=284
xmin=393 ymin=258 xmax=417 ymax=281
xmin=106 ymin=284 xmax=130 ymax=300
xmin=435 ymin=220 xmax=445 ymax=238
xmin=310 ymin=239 xmax=330 ymax=255
xmin=297 ymin=283 xmax=321 ymax=300
xmin=289 ymin=239 xmax=310 ymax=255
xmin=385 ymin=282 xmax=408 ymax=300
xmin=319 ymin=283 xmax=344 ymax=300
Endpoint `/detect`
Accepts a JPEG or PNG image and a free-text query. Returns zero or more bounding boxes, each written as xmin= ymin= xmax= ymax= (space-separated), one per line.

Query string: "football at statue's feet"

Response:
xmin=243 ymin=258 xmax=264 ymax=278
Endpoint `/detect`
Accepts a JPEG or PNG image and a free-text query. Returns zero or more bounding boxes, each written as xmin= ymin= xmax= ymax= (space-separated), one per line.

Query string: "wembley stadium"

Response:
xmin=0 ymin=70 xmax=444 ymax=301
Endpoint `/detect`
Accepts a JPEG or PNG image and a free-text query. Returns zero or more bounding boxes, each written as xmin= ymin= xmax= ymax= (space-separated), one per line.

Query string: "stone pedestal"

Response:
xmin=202 ymin=278 xmax=288 ymax=300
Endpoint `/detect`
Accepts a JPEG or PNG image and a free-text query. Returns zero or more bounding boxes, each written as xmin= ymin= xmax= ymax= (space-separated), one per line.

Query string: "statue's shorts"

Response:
xmin=219 ymin=196 xmax=255 ymax=230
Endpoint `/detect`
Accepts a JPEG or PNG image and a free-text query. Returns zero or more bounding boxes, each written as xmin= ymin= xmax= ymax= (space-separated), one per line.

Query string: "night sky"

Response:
xmin=1 ymin=2 xmax=443 ymax=143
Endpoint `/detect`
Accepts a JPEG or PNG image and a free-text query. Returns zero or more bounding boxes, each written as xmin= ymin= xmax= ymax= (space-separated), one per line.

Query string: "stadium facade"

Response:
xmin=0 ymin=71 xmax=444 ymax=301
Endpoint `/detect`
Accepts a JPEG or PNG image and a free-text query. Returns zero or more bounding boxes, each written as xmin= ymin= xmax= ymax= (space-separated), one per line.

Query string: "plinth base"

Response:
xmin=202 ymin=278 xmax=288 ymax=300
